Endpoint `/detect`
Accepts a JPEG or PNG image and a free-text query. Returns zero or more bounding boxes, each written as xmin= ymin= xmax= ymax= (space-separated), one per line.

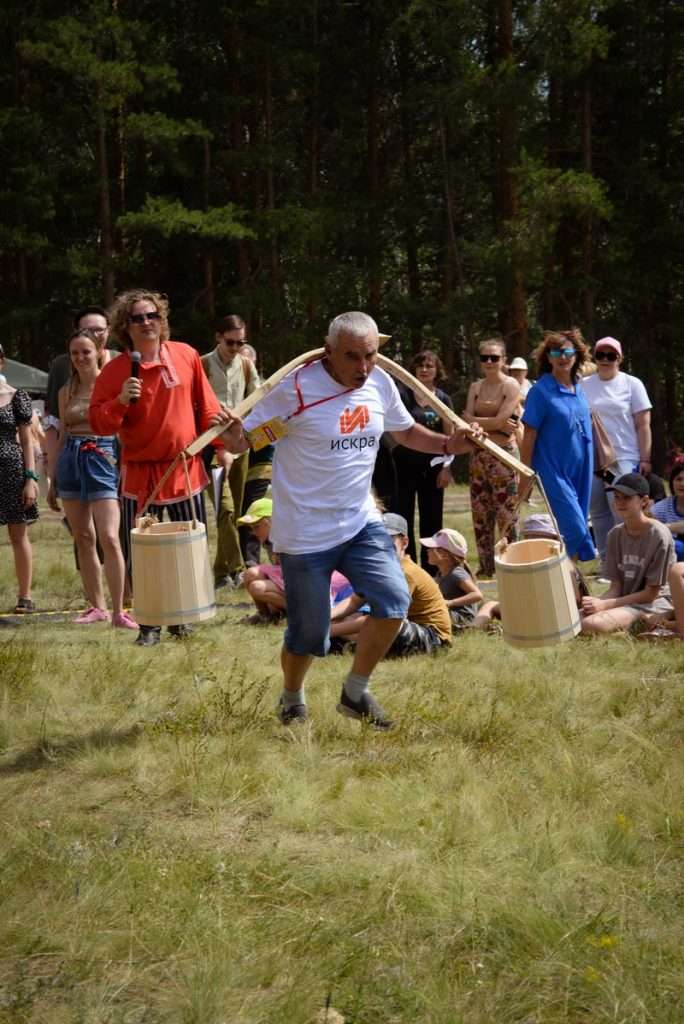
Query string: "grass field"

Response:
xmin=1 ymin=492 xmax=684 ymax=1023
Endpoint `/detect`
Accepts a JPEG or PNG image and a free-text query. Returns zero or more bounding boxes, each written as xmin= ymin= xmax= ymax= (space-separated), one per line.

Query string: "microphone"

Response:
xmin=130 ymin=351 xmax=141 ymax=404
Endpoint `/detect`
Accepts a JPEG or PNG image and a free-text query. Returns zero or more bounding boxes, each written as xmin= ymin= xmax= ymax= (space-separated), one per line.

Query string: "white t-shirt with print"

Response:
xmin=581 ymin=371 xmax=651 ymax=463
xmin=243 ymin=360 xmax=414 ymax=553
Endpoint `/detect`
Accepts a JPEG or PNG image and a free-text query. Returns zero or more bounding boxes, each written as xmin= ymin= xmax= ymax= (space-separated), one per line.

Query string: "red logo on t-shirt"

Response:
xmin=339 ymin=405 xmax=370 ymax=434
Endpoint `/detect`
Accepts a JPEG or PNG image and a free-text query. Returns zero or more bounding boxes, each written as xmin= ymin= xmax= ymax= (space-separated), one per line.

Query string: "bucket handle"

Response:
xmin=499 ymin=472 xmax=566 ymax=557
xmin=139 ymin=451 xmax=198 ymax=529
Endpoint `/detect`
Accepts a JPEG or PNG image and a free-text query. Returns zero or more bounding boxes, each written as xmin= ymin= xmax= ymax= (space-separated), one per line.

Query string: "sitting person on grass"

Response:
xmin=472 ymin=513 xmax=590 ymax=630
xmin=650 ymin=457 xmax=684 ymax=561
xmin=580 ymin=473 xmax=674 ymax=634
xmin=237 ymin=498 xmax=285 ymax=623
xmin=419 ymin=528 xmax=482 ymax=628
xmin=239 ymin=497 xmax=353 ymax=625
xmin=329 ymin=513 xmax=452 ymax=656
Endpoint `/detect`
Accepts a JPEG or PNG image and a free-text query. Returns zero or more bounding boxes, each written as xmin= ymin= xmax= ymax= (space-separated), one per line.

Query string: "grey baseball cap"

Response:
xmin=382 ymin=513 xmax=409 ymax=536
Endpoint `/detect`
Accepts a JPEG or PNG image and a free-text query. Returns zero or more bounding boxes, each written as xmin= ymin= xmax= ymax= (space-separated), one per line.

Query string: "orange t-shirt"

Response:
xmin=401 ymin=556 xmax=452 ymax=643
xmin=89 ymin=341 xmax=222 ymax=509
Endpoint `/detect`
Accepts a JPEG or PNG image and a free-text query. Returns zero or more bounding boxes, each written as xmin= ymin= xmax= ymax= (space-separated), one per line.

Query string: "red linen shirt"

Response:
xmin=89 ymin=341 xmax=221 ymax=510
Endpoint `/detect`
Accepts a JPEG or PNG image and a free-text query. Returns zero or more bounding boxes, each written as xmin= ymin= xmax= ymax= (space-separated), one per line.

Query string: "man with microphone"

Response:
xmin=90 ymin=289 xmax=230 ymax=646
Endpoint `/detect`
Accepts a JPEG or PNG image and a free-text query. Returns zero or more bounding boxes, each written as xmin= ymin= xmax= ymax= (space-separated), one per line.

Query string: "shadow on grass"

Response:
xmin=0 ymin=611 xmax=73 ymax=628
xmin=0 ymin=724 xmax=142 ymax=776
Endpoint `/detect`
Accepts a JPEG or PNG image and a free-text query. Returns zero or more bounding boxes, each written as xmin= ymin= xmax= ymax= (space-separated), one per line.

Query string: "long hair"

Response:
xmin=108 ymin=289 xmax=170 ymax=351
xmin=66 ymin=328 xmax=106 ymax=397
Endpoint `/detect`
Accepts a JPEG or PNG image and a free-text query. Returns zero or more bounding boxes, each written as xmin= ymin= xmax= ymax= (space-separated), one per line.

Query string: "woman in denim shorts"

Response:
xmin=47 ymin=329 xmax=136 ymax=629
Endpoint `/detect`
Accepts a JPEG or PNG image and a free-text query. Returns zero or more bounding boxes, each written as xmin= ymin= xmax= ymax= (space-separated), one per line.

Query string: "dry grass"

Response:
xmin=1 ymin=493 xmax=683 ymax=1022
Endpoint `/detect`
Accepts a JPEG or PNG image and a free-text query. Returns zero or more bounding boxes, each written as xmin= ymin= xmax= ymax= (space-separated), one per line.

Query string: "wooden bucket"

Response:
xmin=131 ymin=520 xmax=216 ymax=626
xmin=494 ymin=538 xmax=580 ymax=649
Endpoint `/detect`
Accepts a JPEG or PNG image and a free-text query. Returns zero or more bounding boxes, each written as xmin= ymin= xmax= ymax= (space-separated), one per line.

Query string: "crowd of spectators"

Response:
xmin=3 ymin=297 xmax=682 ymax=728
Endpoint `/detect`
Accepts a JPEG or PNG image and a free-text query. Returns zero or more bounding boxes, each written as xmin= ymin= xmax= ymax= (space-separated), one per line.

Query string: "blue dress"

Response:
xmin=522 ymin=373 xmax=596 ymax=561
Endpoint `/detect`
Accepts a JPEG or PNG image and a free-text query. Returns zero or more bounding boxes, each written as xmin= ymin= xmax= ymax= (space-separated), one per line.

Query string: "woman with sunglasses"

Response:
xmin=392 ymin=349 xmax=454 ymax=573
xmin=519 ymin=330 xmax=596 ymax=562
xmin=581 ymin=337 xmax=652 ymax=577
xmin=89 ymin=289 xmax=230 ymax=646
xmin=462 ymin=338 xmax=521 ymax=577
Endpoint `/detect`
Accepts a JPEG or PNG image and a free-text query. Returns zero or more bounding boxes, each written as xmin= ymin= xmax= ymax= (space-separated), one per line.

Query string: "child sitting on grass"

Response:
xmin=237 ymin=498 xmax=285 ymax=623
xmin=581 ymin=473 xmax=675 ymax=634
xmin=472 ymin=513 xmax=564 ymax=630
xmin=238 ymin=497 xmax=353 ymax=626
xmin=419 ymin=528 xmax=482 ymax=627
xmin=329 ymin=514 xmax=453 ymax=656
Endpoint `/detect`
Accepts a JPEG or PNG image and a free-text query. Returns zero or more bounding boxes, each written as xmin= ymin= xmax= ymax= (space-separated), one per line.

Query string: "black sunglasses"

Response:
xmin=480 ymin=353 xmax=501 ymax=363
xmin=595 ymin=350 xmax=619 ymax=362
xmin=128 ymin=311 xmax=161 ymax=325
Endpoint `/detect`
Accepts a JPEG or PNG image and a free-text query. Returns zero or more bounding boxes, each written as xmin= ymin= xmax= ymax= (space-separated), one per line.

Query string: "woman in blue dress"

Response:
xmin=519 ymin=330 xmax=596 ymax=562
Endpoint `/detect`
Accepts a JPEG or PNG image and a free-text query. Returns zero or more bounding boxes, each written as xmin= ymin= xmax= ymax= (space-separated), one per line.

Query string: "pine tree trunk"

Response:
xmin=582 ymin=71 xmax=594 ymax=341
xmin=95 ymin=87 xmax=115 ymax=306
xmin=202 ymin=136 xmax=215 ymax=319
xmin=366 ymin=5 xmax=381 ymax=313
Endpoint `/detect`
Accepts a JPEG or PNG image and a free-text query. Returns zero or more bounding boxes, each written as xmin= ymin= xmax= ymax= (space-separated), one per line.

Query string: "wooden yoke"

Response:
xmin=375 ymin=353 xmax=533 ymax=478
xmin=183 ymin=342 xmax=534 ymax=478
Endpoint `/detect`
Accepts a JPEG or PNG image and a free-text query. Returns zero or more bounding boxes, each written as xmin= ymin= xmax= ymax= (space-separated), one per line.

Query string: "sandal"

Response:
xmin=637 ymin=626 xmax=680 ymax=642
xmin=14 ymin=598 xmax=35 ymax=614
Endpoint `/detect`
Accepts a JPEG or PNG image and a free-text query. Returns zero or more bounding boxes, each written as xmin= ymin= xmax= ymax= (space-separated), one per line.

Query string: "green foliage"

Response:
xmin=118 ymin=196 xmax=254 ymax=240
xmin=1 ymin=0 xmax=683 ymax=450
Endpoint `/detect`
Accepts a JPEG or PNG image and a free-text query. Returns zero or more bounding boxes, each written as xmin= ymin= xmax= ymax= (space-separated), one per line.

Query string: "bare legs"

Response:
xmin=243 ymin=568 xmax=286 ymax=618
xmin=351 ymin=616 xmax=402 ymax=676
xmin=282 ymin=649 xmax=313 ymax=694
xmin=281 ymin=616 xmax=401 ymax=693
xmin=7 ymin=523 xmax=32 ymax=600
xmin=580 ymin=607 xmax=640 ymax=634
xmin=62 ymin=498 xmax=127 ymax=615
xmin=669 ymin=563 xmax=684 ymax=635
xmin=91 ymin=499 xmax=126 ymax=617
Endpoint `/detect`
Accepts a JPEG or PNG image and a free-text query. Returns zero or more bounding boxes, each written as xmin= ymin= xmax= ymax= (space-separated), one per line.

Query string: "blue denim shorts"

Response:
xmin=57 ymin=436 xmax=119 ymax=502
xmin=279 ymin=519 xmax=410 ymax=657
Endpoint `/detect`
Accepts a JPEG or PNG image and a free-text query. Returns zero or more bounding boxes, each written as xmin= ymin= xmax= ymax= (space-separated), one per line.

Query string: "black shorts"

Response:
xmin=386 ymin=619 xmax=449 ymax=657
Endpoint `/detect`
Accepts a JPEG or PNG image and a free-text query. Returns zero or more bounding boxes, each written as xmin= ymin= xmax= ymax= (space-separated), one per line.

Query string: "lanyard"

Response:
xmin=287 ymin=360 xmax=354 ymax=421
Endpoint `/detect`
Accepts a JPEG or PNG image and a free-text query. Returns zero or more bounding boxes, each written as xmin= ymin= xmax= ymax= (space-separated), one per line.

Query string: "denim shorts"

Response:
xmin=57 ymin=436 xmax=119 ymax=502
xmin=279 ymin=518 xmax=410 ymax=657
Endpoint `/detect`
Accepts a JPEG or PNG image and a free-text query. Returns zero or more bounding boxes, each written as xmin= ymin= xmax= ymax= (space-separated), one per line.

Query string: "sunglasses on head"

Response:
xmin=128 ymin=311 xmax=161 ymax=325
xmin=595 ymin=350 xmax=619 ymax=362
xmin=480 ymin=353 xmax=501 ymax=363
xmin=548 ymin=347 xmax=576 ymax=358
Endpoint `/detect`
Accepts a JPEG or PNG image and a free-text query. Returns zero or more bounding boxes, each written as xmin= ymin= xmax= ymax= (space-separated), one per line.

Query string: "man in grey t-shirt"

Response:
xmin=581 ymin=473 xmax=674 ymax=633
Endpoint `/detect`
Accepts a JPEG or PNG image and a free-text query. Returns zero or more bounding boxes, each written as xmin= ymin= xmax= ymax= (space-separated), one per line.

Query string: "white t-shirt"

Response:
xmin=581 ymin=371 xmax=651 ymax=462
xmin=243 ymin=360 xmax=414 ymax=553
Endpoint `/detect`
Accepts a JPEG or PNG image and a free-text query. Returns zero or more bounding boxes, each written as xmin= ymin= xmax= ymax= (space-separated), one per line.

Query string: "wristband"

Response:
xmin=442 ymin=435 xmax=449 ymax=455
xmin=24 ymin=469 xmax=39 ymax=481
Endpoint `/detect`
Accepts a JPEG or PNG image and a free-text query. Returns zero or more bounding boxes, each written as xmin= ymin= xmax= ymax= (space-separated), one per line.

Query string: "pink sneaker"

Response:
xmin=112 ymin=611 xmax=138 ymax=630
xmin=74 ymin=607 xmax=110 ymax=624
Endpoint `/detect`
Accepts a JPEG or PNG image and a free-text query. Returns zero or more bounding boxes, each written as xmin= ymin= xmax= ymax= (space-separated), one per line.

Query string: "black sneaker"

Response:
xmin=168 ymin=624 xmax=194 ymax=639
xmin=214 ymin=576 xmax=235 ymax=591
xmin=328 ymin=636 xmax=351 ymax=655
xmin=135 ymin=626 xmax=161 ymax=647
xmin=336 ymin=689 xmax=393 ymax=730
xmin=277 ymin=697 xmax=308 ymax=725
